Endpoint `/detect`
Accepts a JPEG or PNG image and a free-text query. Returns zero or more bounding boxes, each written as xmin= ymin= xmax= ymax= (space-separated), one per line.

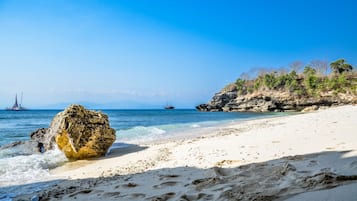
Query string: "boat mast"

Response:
xmin=13 ymin=94 xmax=19 ymax=109
xmin=20 ymin=92 xmax=23 ymax=108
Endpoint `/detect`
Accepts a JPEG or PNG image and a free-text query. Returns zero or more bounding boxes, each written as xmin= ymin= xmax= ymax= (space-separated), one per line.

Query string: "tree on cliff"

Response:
xmin=289 ymin=61 xmax=303 ymax=73
xmin=330 ymin=59 xmax=353 ymax=74
xmin=303 ymin=66 xmax=318 ymax=94
xmin=311 ymin=60 xmax=328 ymax=76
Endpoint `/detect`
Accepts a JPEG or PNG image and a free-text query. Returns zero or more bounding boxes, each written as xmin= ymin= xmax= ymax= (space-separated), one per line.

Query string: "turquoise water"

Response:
xmin=0 ymin=109 xmax=272 ymax=199
xmin=0 ymin=109 xmax=269 ymax=146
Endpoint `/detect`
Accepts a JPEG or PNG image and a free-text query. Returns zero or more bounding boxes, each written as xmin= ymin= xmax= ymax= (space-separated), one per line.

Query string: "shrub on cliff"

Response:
xmin=234 ymin=58 xmax=355 ymax=97
xmin=285 ymin=71 xmax=299 ymax=92
xmin=303 ymin=66 xmax=319 ymax=95
xmin=263 ymin=73 xmax=278 ymax=89
xmin=235 ymin=78 xmax=246 ymax=94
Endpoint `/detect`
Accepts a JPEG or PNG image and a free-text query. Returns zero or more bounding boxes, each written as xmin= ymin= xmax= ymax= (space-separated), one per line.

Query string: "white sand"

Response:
xmin=16 ymin=105 xmax=357 ymax=201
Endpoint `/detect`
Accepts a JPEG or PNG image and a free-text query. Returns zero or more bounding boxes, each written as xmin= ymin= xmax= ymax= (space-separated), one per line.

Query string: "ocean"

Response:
xmin=0 ymin=109 xmax=271 ymax=199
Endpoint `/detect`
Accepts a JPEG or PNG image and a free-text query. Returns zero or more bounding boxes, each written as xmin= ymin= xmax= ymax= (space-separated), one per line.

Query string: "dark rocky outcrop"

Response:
xmin=0 ymin=141 xmax=41 ymax=156
xmin=0 ymin=129 xmax=51 ymax=155
xmin=30 ymin=128 xmax=48 ymax=142
xmin=197 ymin=84 xmax=357 ymax=112
xmin=197 ymin=84 xmax=238 ymax=112
xmin=30 ymin=128 xmax=54 ymax=152
xmin=49 ymin=104 xmax=116 ymax=160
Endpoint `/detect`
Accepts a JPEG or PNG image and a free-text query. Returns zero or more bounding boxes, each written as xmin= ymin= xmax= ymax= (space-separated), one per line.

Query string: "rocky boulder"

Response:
xmin=30 ymin=128 xmax=54 ymax=152
xmin=301 ymin=105 xmax=319 ymax=112
xmin=0 ymin=128 xmax=52 ymax=155
xmin=47 ymin=104 xmax=116 ymax=160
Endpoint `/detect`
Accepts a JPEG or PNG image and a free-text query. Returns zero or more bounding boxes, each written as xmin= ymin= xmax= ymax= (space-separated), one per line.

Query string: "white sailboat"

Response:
xmin=6 ymin=93 xmax=26 ymax=111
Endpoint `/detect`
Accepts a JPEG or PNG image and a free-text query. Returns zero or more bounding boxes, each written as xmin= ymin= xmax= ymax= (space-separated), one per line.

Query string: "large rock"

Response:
xmin=301 ymin=105 xmax=319 ymax=112
xmin=48 ymin=104 xmax=116 ymax=160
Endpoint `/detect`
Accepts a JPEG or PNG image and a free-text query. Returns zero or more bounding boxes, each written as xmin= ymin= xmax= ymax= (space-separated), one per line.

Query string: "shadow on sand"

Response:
xmin=106 ymin=142 xmax=148 ymax=159
xmin=2 ymin=150 xmax=357 ymax=201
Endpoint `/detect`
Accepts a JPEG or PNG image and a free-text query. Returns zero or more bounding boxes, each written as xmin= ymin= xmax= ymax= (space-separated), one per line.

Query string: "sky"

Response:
xmin=0 ymin=0 xmax=356 ymax=109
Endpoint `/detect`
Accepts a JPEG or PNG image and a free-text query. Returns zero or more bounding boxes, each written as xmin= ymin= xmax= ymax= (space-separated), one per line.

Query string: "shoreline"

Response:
xmin=12 ymin=105 xmax=357 ymax=200
xmin=50 ymin=112 xmax=288 ymax=178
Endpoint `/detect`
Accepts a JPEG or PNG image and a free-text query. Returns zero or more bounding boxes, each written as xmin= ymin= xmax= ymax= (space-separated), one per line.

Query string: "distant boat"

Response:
xmin=164 ymin=105 xmax=175 ymax=110
xmin=6 ymin=93 xmax=26 ymax=111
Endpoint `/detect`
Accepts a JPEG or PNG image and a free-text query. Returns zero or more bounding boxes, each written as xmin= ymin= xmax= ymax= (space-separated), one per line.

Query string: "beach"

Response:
xmin=14 ymin=105 xmax=357 ymax=200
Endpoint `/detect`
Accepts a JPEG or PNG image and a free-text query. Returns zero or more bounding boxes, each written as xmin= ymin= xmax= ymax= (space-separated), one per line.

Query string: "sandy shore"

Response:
xmin=15 ymin=105 xmax=357 ymax=201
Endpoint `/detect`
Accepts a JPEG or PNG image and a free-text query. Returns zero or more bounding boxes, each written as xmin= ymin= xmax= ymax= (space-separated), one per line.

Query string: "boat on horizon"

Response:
xmin=6 ymin=93 xmax=27 ymax=111
xmin=164 ymin=104 xmax=175 ymax=110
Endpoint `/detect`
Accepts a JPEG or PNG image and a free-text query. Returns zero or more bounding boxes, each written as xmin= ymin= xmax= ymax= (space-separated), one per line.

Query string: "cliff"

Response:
xmin=196 ymin=83 xmax=356 ymax=112
xmin=197 ymin=60 xmax=357 ymax=112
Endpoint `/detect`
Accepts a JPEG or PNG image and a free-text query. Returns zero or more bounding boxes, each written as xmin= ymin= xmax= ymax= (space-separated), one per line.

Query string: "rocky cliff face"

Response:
xmin=197 ymin=84 xmax=357 ymax=112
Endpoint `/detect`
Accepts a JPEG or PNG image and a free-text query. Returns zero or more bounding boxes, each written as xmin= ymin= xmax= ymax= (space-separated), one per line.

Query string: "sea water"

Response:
xmin=0 ymin=109 xmax=271 ymax=199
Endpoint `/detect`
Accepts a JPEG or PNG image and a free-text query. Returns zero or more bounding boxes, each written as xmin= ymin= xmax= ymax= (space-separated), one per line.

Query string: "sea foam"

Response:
xmin=0 ymin=148 xmax=67 ymax=186
xmin=117 ymin=126 xmax=167 ymax=143
xmin=0 ymin=147 xmax=67 ymax=200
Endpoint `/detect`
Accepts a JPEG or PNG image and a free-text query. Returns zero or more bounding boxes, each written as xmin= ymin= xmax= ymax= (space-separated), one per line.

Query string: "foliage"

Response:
xmin=235 ymin=78 xmax=245 ymax=92
xmin=263 ymin=73 xmax=277 ymax=89
xmin=330 ymin=59 xmax=353 ymax=74
xmin=304 ymin=75 xmax=319 ymax=94
xmin=253 ymin=78 xmax=262 ymax=90
xmin=303 ymin=66 xmax=317 ymax=76
xmin=326 ymin=74 xmax=349 ymax=93
xmin=301 ymin=66 xmax=318 ymax=94
xmin=233 ymin=58 xmax=355 ymax=97
xmin=285 ymin=71 xmax=299 ymax=92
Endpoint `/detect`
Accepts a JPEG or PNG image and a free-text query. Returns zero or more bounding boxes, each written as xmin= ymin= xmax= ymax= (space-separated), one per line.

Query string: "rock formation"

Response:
xmin=46 ymin=104 xmax=116 ymax=160
xmin=197 ymin=83 xmax=357 ymax=112
xmin=30 ymin=128 xmax=53 ymax=152
xmin=2 ymin=105 xmax=116 ymax=158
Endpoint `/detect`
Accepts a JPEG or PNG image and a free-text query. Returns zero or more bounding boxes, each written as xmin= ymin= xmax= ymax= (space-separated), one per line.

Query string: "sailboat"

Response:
xmin=6 ymin=93 xmax=26 ymax=111
xmin=164 ymin=102 xmax=175 ymax=110
xmin=164 ymin=105 xmax=175 ymax=110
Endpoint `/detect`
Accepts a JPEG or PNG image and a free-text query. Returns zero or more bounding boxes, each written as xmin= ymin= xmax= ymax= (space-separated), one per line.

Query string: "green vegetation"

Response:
xmin=235 ymin=59 xmax=356 ymax=96
xmin=330 ymin=59 xmax=353 ymax=74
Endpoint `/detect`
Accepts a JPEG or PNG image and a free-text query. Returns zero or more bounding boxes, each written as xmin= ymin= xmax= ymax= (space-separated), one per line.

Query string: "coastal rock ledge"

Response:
xmin=196 ymin=83 xmax=357 ymax=112
xmin=48 ymin=104 xmax=116 ymax=160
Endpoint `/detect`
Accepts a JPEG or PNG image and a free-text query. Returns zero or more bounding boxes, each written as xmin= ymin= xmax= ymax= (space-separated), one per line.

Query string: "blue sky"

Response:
xmin=0 ymin=0 xmax=356 ymax=109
